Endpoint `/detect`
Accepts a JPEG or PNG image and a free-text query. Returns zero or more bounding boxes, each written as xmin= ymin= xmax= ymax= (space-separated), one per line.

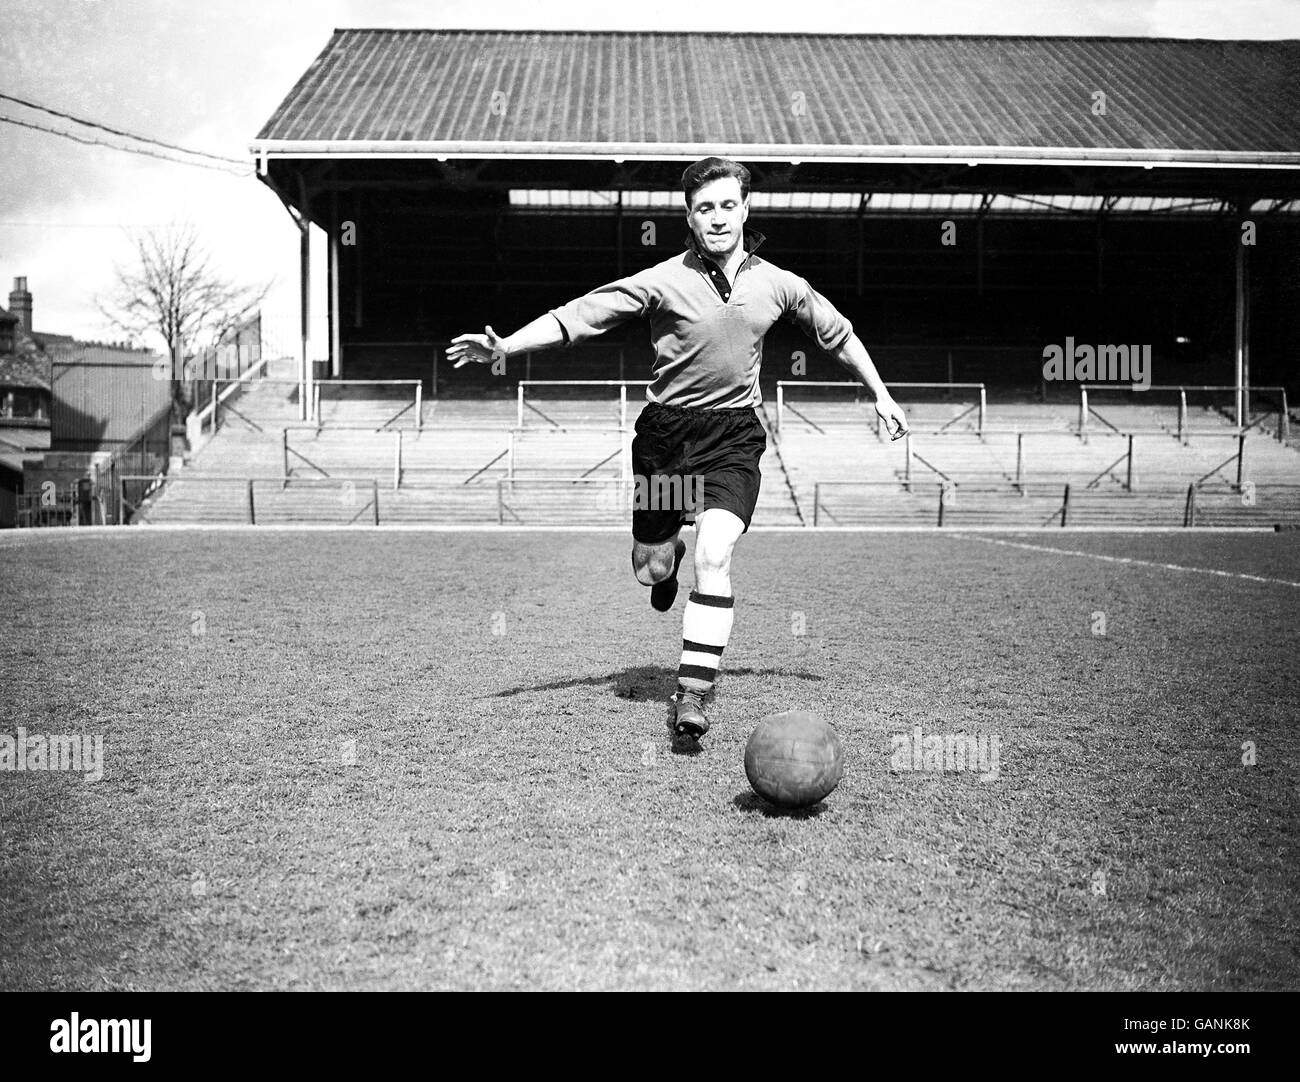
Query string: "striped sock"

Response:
xmin=678 ymin=590 xmax=735 ymax=697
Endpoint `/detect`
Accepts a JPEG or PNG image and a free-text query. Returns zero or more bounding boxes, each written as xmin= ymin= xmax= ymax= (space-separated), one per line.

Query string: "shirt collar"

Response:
xmin=685 ymin=228 xmax=766 ymax=266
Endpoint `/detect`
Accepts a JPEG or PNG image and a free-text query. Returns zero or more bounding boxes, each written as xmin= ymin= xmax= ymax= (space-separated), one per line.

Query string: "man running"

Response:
xmin=448 ymin=156 xmax=908 ymax=744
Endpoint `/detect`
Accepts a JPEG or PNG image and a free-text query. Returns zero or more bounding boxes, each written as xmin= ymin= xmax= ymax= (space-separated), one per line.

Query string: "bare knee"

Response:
xmin=633 ymin=539 xmax=678 ymax=585
xmin=694 ymin=538 xmax=733 ymax=580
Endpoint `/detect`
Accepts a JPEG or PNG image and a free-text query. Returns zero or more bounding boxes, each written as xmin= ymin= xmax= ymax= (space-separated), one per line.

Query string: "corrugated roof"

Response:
xmin=252 ymin=30 xmax=1300 ymax=165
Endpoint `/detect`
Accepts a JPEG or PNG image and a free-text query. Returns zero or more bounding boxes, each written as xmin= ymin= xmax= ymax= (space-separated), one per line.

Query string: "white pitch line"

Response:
xmin=0 ymin=523 xmax=1276 ymax=542
xmin=950 ymin=533 xmax=1300 ymax=588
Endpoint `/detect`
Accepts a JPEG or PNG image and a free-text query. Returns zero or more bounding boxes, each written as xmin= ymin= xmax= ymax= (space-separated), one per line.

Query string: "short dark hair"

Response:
xmin=681 ymin=157 xmax=751 ymax=209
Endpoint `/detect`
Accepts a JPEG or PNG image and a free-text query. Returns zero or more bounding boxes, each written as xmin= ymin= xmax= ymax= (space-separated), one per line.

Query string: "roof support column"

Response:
xmin=1096 ymin=196 xmax=1116 ymax=295
xmin=856 ymin=194 xmax=868 ymax=296
xmin=298 ymin=222 xmax=311 ymax=422
xmin=975 ymin=193 xmax=992 ymax=297
xmin=297 ymin=176 xmax=313 ymax=424
xmin=1234 ymin=199 xmax=1251 ymax=428
xmin=353 ymin=189 xmax=363 ymax=329
xmin=329 ymin=190 xmax=341 ymax=379
xmin=615 ymin=190 xmax=624 ymax=278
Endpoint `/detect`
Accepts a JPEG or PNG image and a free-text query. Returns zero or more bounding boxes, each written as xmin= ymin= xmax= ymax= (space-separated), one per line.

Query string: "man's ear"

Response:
xmin=741 ymin=199 xmax=750 ymax=223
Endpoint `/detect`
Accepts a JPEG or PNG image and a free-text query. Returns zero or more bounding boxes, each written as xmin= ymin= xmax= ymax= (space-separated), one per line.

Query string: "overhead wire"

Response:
xmin=0 ymin=93 xmax=252 ymax=175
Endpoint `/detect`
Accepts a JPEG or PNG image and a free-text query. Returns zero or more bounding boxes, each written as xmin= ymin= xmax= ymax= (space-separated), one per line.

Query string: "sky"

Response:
xmin=1 ymin=0 xmax=1298 ymax=352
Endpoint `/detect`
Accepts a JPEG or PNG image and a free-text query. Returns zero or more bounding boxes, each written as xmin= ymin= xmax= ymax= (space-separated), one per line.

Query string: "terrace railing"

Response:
xmin=1079 ymin=384 xmax=1290 ymax=443
xmin=776 ymin=381 xmax=987 ymax=438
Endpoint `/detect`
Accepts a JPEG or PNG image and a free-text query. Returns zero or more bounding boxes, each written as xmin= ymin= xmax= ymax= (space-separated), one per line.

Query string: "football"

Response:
xmin=744 ymin=710 xmax=845 ymax=809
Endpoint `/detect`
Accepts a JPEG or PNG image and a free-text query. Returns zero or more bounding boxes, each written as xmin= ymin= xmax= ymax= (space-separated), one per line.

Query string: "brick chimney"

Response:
xmin=8 ymin=277 xmax=32 ymax=332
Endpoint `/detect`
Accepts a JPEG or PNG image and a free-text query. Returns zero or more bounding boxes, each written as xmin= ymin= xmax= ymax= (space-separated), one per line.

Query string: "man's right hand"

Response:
xmin=448 ymin=325 xmax=508 ymax=368
xmin=875 ymin=393 xmax=910 ymax=441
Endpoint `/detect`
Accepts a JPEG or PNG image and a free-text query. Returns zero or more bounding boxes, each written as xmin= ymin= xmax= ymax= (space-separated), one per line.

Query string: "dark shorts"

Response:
xmin=630 ymin=401 xmax=767 ymax=544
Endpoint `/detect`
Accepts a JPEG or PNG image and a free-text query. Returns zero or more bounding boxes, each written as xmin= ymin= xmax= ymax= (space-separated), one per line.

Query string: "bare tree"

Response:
xmin=98 ymin=222 xmax=272 ymax=411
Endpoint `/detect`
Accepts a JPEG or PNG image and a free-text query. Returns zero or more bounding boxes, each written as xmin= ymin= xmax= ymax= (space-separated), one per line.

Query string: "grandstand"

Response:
xmin=21 ymin=29 xmax=1300 ymax=531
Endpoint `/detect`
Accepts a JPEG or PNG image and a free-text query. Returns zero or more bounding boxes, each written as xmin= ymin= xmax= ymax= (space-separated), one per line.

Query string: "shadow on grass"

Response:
xmin=669 ymin=731 xmax=706 ymax=757
xmin=731 ymin=791 xmax=829 ymax=819
xmin=490 ymin=664 xmax=824 ymax=702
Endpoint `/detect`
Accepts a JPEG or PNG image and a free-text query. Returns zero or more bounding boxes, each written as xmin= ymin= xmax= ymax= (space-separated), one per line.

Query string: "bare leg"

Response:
xmin=691 ymin=508 xmax=744 ymax=597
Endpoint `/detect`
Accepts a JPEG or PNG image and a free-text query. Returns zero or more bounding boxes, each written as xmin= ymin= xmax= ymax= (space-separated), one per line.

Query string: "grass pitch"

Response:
xmin=1 ymin=528 xmax=1297 ymax=991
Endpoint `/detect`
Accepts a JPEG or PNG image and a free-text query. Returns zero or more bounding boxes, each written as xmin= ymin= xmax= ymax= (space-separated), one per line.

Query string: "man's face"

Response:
xmin=686 ymin=176 xmax=749 ymax=260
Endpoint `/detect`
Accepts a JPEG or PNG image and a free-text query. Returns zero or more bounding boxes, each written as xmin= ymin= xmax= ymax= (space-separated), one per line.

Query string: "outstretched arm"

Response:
xmin=832 ymin=335 xmax=909 ymax=440
xmin=447 ymin=314 xmax=567 ymax=368
xmin=449 ymin=272 xmax=654 ymax=369
xmin=782 ymin=273 xmax=909 ymax=440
